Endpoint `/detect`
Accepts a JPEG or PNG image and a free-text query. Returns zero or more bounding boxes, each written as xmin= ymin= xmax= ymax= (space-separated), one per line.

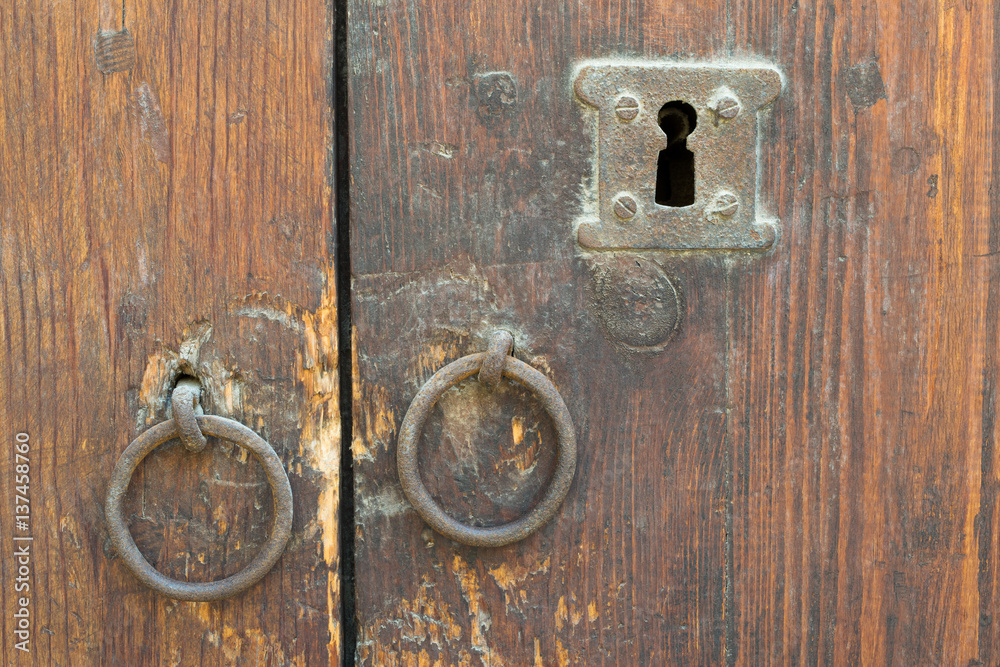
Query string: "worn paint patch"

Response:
xmin=488 ymin=557 xmax=550 ymax=611
xmin=511 ymin=416 xmax=525 ymax=445
xmin=555 ymin=639 xmax=569 ymax=666
xmin=355 ymin=483 xmax=410 ymax=521
xmin=453 ymin=554 xmax=493 ymax=657
xmin=233 ymin=293 xmax=306 ymax=334
xmin=219 ymin=627 xmax=293 ymax=666
xmin=294 ymin=272 xmax=342 ymax=664
xmin=502 ymin=418 xmax=541 ymax=475
xmin=846 ymin=60 xmax=886 ymax=111
xmin=555 ymin=596 xmax=568 ymax=631
xmin=358 ymin=576 xmax=464 ymax=664
xmin=134 ymin=82 xmax=170 ymax=162
xmin=412 ymin=340 xmax=467 ymax=384
xmin=352 ymin=360 xmax=397 ymax=462
xmin=136 ymin=322 xmax=214 ymax=427
xmin=417 ymin=141 xmax=458 ymax=159
xmin=351 ymin=324 xmax=398 ymax=462
xmin=554 ymin=594 xmax=587 ymax=632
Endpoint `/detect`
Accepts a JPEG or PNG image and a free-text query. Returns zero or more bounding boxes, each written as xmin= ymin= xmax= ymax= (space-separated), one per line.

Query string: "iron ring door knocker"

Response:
xmin=397 ymin=331 xmax=577 ymax=547
xmin=105 ymin=379 xmax=293 ymax=601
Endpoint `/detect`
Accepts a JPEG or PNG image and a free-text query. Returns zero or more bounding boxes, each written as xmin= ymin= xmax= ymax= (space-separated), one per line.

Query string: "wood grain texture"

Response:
xmin=0 ymin=0 xmax=338 ymax=664
xmin=349 ymin=0 xmax=1000 ymax=665
xmin=727 ymin=0 xmax=997 ymax=665
xmin=348 ymin=1 xmax=733 ymax=664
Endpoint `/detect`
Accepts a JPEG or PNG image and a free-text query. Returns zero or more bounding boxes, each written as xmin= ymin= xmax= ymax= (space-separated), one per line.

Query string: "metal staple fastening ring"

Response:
xmin=397 ymin=332 xmax=577 ymax=547
xmin=478 ymin=330 xmax=513 ymax=387
xmin=105 ymin=394 xmax=293 ymax=601
xmin=171 ymin=379 xmax=207 ymax=452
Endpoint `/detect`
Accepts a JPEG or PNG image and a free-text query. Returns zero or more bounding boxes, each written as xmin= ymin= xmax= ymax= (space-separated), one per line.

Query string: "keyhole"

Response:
xmin=655 ymin=101 xmax=697 ymax=207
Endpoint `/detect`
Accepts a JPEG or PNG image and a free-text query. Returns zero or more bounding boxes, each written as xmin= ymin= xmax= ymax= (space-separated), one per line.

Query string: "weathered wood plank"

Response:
xmin=728 ymin=0 xmax=997 ymax=664
xmin=0 ymin=0 xmax=338 ymax=663
xmin=348 ymin=1 xmax=734 ymax=664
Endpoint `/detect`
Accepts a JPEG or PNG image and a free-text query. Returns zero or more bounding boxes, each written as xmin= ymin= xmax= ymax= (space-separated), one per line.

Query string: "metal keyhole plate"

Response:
xmin=574 ymin=61 xmax=783 ymax=251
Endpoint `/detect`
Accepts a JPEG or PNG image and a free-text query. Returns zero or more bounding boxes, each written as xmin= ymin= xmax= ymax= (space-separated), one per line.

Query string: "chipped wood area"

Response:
xmin=0 ymin=0 xmax=337 ymax=664
xmin=349 ymin=1 xmax=1000 ymax=666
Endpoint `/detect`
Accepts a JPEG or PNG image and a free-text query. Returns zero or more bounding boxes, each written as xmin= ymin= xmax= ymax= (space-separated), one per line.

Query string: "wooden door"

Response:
xmin=2 ymin=0 xmax=997 ymax=665
xmin=0 ymin=0 xmax=340 ymax=664
xmin=346 ymin=1 xmax=998 ymax=666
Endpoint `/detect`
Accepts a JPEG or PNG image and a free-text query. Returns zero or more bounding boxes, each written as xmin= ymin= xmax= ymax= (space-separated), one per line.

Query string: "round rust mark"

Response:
xmin=105 ymin=416 xmax=293 ymax=601
xmin=615 ymin=95 xmax=639 ymax=121
xmin=398 ymin=351 xmax=576 ymax=548
xmin=892 ymin=147 xmax=921 ymax=175
xmin=476 ymin=72 xmax=518 ymax=125
xmin=613 ymin=193 xmax=638 ymax=220
xmin=591 ymin=256 xmax=682 ymax=351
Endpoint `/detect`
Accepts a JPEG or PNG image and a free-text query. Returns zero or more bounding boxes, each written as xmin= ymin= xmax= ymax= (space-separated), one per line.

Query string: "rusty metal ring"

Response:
xmin=398 ymin=352 xmax=576 ymax=547
xmin=105 ymin=415 xmax=293 ymax=601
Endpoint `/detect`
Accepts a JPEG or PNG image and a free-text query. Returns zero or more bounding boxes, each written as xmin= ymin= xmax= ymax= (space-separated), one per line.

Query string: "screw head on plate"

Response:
xmin=712 ymin=95 xmax=741 ymax=119
xmin=613 ymin=193 xmax=638 ymax=220
xmin=712 ymin=192 xmax=740 ymax=217
xmin=615 ymin=96 xmax=640 ymax=121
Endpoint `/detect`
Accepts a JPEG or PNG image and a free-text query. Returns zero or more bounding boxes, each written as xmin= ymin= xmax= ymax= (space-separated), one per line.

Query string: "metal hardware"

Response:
xmin=574 ymin=61 xmax=782 ymax=250
xmin=613 ymin=193 xmax=638 ymax=220
xmin=478 ymin=330 xmax=514 ymax=388
xmin=171 ymin=379 xmax=207 ymax=452
xmin=105 ymin=387 xmax=293 ymax=601
xmin=615 ymin=95 xmax=640 ymax=121
xmin=590 ymin=255 xmax=682 ymax=351
xmin=397 ymin=332 xmax=577 ymax=547
xmin=709 ymin=91 xmax=742 ymax=119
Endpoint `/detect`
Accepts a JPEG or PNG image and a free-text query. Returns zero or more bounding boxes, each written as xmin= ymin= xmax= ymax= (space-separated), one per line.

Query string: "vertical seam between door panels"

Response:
xmin=334 ymin=0 xmax=357 ymax=663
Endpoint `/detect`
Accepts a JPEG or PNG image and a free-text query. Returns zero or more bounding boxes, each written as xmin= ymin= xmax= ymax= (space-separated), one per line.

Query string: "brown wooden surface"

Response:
xmin=348 ymin=2 xmax=731 ymax=664
xmin=728 ymin=1 xmax=998 ymax=665
xmin=3 ymin=0 xmax=998 ymax=664
xmin=348 ymin=1 xmax=1000 ymax=666
xmin=0 ymin=0 xmax=338 ymax=664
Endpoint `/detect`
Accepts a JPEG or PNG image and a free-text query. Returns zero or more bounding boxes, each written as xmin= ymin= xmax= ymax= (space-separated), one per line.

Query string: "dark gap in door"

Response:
xmin=333 ymin=0 xmax=357 ymax=663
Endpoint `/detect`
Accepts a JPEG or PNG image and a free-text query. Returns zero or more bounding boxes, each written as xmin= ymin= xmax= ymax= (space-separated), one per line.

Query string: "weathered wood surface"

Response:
xmin=349 ymin=1 xmax=1000 ymax=666
xmin=0 ymin=0 xmax=338 ymax=664
xmin=728 ymin=1 xmax=998 ymax=665
xmin=348 ymin=1 xmax=731 ymax=664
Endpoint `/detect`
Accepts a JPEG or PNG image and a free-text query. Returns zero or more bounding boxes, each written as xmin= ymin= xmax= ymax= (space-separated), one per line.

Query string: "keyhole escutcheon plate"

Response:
xmin=574 ymin=61 xmax=783 ymax=251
